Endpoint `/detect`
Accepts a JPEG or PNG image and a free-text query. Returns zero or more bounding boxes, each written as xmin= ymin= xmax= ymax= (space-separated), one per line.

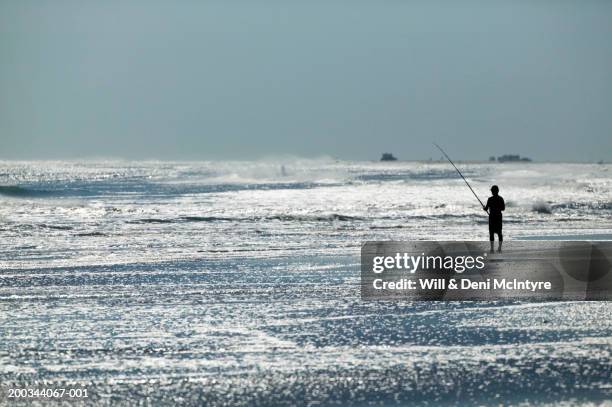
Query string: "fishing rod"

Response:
xmin=433 ymin=143 xmax=487 ymax=211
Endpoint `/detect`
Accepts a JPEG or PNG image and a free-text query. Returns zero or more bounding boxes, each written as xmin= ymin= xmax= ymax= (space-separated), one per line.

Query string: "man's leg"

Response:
xmin=498 ymin=231 xmax=503 ymax=252
xmin=489 ymin=229 xmax=495 ymax=252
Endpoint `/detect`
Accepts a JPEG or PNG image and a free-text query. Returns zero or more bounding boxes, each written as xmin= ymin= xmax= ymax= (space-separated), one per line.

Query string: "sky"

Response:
xmin=1 ymin=0 xmax=611 ymax=162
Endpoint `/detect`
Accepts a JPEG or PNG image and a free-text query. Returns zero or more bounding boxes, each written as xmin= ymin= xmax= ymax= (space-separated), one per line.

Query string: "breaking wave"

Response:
xmin=552 ymin=201 xmax=612 ymax=211
xmin=532 ymin=201 xmax=553 ymax=214
xmin=530 ymin=200 xmax=612 ymax=214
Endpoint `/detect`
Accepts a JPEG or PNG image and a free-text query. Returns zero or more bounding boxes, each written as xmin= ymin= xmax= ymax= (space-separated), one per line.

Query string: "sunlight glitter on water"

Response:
xmin=0 ymin=160 xmax=610 ymax=405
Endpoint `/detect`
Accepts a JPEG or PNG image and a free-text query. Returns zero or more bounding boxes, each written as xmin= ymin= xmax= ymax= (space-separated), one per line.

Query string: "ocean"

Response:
xmin=0 ymin=159 xmax=611 ymax=405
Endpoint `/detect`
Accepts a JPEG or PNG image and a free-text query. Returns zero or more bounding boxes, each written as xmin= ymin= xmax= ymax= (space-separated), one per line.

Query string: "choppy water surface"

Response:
xmin=0 ymin=160 xmax=611 ymax=405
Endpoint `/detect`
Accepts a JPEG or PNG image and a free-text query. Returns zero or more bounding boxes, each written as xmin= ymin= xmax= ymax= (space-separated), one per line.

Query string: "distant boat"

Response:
xmin=380 ymin=153 xmax=397 ymax=161
xmin=496 ymin=154 xmax=532 ymax=163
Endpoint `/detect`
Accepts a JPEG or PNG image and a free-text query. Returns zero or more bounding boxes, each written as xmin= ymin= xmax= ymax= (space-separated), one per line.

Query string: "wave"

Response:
xmin=552 ymin=201 xmax=612 ymax=211
xmin=1 ymin=179 xmax=343 ymax=200
xmin=127 ymin=218 xmax=176 ymax=224
xmin=128 ymin=213 xmax=363 ymax=225
xmin=75 ymin=232 xmax=107 ymax=237
xmin=369 ymin=225 xmax=406 ymax=229
xmin=181 ymin=216 xmax=235 ymax=222
xmin=266 ymin=214 xmax=362 ymax=222
xmin=0 ymin=185 xmax=54 ymax=198
xmin=354 ymin=169 xmax=463 ymax=182
xmin=38 ymin=224 xmax=73 ymax=230
xmin=527 ymin=200 xmax=612 ymax=214
xmin=532 ymin=201 xmax=552 ymax=214
xmin=127 ymin=213 xmax=507 ymax=225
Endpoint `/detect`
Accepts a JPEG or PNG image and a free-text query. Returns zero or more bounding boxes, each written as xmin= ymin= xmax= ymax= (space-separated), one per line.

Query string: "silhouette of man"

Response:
xmin=484 ymin=185 xmax=505 ymax=252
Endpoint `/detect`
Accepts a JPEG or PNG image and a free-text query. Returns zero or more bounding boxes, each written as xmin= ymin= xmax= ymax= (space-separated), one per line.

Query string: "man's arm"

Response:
xmin=501 ymin=198 xmax=505 ymax=211
xmin=483 ymin=197 xmax=490 ymax=212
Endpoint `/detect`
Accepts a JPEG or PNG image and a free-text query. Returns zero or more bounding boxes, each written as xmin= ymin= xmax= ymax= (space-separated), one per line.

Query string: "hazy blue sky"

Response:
xmin=1 ymin=0 xmax=611 ymax=161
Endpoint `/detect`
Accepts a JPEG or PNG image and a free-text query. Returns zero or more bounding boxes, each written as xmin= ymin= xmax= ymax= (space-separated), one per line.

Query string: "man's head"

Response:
xmin=491 ymin=185 xmax=499 ymax=195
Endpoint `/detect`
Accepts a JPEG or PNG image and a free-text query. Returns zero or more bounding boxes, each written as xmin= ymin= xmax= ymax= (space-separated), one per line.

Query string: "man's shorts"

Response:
xmin=489 ymin=219 xmax=502 ymax=235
